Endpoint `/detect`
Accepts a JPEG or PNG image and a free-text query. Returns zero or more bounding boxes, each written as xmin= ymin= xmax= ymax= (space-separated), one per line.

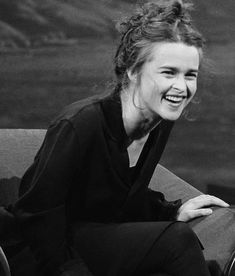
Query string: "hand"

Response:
xmin=176 ymin=194 xmax=230 ymax=222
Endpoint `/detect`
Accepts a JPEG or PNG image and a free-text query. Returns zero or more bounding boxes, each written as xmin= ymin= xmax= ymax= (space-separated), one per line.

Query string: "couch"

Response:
xmin=0 ymin=129 xmax=234 ymax=276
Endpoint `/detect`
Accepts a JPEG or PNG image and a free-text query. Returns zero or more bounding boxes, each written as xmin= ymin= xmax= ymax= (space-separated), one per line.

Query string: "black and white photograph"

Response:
xmin=0 ymin=0 xmax=234 ymax=275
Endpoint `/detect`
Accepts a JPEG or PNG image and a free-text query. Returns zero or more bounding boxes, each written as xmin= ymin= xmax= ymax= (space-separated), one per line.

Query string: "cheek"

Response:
xmin=140 ymin=78 xmax=158 ymax=98
xmin=188 ymin=82 xmax=198 ymax=98
xmin=149 ymin=81 xmax=162 ymax=102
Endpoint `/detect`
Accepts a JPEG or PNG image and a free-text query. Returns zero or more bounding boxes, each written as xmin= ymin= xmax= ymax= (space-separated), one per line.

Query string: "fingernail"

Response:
xmin=207 ymin=209 xmax=213 ymax=215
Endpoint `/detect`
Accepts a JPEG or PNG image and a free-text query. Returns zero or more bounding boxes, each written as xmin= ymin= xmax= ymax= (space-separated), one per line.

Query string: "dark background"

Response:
xmin=0 ymin=0 xmax=234 ymax=201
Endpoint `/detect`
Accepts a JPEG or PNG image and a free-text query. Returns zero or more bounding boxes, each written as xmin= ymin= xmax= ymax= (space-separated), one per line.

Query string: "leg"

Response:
xmin=71 ymin=221 xmax=176 ymax=276
xmin=133 ymin=222 xmax=211 ymax=276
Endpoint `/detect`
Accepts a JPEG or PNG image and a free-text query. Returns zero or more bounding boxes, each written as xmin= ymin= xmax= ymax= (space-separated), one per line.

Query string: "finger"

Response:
xmin=185 ymin=195 xmax=211 ymax=209
xmin=190 ymin=195 xmax=229 ymax=208
xmin=206 ymin=195 xmax=230 ymax=207
xmin=176 ymin=208 xmax=213 ymax=222
xmin=189 ymin=208 xmax=213 ymax=220
xmin=202 ymin=195 xmax=230 ymax=207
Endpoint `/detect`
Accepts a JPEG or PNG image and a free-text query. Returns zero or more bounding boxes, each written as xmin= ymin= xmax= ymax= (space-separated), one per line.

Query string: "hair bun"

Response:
xmin=154 ymin=0 xmax=192 ymax=25
xmin=172 ymin=1 xmax=183 ymax=17
xmin=116 ymin=0 xmax=193 ymax=36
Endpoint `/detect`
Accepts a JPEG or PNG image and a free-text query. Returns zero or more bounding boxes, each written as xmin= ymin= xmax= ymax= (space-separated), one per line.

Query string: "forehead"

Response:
xmin=146 ymin=42 xmax=200 ymax=70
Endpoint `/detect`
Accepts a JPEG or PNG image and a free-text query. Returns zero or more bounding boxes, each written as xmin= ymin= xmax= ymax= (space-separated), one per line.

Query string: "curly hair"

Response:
xmin=114 ymin=0 xmax=205 ymax=92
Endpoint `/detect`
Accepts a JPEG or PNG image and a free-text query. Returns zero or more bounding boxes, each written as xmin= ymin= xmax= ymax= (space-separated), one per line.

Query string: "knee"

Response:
xmin=166 ymin=222 xmax=199 ymax=250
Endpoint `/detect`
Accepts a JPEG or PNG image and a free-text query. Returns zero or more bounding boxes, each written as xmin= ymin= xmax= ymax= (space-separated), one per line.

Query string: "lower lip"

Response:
xmin=163 ymin=98 xmax=184 ymax=107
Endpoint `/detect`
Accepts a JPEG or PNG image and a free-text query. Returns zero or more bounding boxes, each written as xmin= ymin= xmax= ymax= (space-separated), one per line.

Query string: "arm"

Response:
xmin=10 ymin=119 xmax=81 ymax=276
xmin=148 ymin=188 xmax=182 ymax=220
xmin=149 ymin=165 xmax=229 ymax=221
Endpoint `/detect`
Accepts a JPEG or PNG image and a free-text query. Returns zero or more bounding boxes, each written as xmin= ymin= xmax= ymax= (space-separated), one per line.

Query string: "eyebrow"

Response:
xmin=159 ymin=66 xmax=199 ymax=73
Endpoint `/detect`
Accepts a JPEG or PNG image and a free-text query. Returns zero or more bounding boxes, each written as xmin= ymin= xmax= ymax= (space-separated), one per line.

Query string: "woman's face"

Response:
xmin=132 ymin=42 xmax=200 ymax=121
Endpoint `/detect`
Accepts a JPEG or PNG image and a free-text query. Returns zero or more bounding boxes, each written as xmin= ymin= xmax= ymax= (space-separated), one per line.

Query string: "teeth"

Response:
xmin=165 ymin=95 xmax=184 ymax=103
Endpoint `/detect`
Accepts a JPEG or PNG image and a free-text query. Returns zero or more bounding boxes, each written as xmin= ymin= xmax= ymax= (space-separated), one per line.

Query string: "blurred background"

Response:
xmin=0 ymin=0 xmax=234 ymax=202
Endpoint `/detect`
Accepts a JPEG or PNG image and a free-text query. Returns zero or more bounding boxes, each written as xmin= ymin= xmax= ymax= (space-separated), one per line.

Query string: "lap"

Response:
xmin=70 ymin=221 xmax=177 ymax=276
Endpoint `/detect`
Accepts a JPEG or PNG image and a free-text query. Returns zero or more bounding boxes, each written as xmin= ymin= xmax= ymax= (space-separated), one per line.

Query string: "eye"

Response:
xmin=161 ymin=70 xmax=175 ymax=76
xmin=185 ymin=72 xmax=198 ymax=80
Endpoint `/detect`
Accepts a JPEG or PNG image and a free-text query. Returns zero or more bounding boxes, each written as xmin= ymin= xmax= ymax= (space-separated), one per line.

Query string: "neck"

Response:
xmin=120 ymin=86 xmax=162 ymax=142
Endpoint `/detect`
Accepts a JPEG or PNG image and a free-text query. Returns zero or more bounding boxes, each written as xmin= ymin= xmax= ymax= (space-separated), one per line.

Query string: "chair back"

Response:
xmin=0 ymin=129 xmax=46 ymax=205
xmin=0 ymin=129 xmax=46 ymax=276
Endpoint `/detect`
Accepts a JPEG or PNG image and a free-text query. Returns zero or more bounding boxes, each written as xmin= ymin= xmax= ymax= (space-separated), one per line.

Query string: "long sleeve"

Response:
xmin=11 ymin=119 xmax=81 ymax=275
xmin=148 ymin=188 xmax=182 ymax=221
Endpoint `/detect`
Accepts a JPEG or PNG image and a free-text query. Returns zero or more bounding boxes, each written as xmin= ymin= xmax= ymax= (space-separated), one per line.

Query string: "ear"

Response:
xmin=127 ymin=69 xmax=137 ymax=84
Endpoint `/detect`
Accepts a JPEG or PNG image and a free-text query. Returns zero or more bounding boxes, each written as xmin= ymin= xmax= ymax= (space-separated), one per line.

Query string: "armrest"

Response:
xmin=190 ymin=206 xmax=235 ymax=275
xmin=150 ymin=164 xmax=202 ymax=202
xmin=150 ymin=165 xmax=235 ymax=275
xmin=0 ymin=247 xmax=11 ymax=276
xmin=0 ymin=129 xmax=46 ymax=178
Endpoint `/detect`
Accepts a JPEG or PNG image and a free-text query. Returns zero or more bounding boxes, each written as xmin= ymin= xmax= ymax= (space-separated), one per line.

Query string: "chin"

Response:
xmin=161 ymin=112 xmax=182 ymax=121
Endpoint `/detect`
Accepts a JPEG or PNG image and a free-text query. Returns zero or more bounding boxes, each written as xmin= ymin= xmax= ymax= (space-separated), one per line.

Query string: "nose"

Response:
xmin=172 ymin=75 xmax=187 ymax=92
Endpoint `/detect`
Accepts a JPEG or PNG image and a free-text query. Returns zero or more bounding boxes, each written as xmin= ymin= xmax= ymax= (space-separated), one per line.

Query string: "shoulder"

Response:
xmin=50 ymin=94 xmax=106 ymax=141
xmin=53 ymin=95 xmax=102 ymax=122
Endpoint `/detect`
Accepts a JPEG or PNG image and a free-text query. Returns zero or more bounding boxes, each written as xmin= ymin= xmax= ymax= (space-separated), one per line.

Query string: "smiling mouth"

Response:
xmin=163 ymin=94 xmax=187 ymax=105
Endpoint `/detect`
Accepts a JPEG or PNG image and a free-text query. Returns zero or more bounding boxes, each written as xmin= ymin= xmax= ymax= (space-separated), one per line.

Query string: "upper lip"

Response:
xmin=163 ymin=94 xmax=187 ymax=99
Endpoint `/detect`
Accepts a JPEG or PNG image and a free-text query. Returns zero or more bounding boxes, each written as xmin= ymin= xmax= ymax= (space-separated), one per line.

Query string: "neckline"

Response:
xmin=127 ymin=134 xmax=149 ymax=168
xmin=127 ymin=125 xmax=161 ymax=183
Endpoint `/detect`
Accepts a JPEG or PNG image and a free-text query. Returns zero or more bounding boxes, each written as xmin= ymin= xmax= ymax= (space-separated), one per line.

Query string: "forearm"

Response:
xmin=12 ymin=204 xmax=72 ymax=276
xmin=148 ymin=188 xmax=182 ymax=221
xmin=0 ymin=206 xmax=22 ymax=246
xmin=10 ymin=120 xmax=81 ymax=275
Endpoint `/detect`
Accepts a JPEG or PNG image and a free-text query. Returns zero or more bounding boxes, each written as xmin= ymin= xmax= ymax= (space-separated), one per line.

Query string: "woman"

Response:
xmin=4 ymin=0 xmax=229 ymax=275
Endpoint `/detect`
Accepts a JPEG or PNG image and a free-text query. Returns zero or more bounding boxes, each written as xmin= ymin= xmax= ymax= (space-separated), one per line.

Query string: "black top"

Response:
xmin=6 ymin=93 xmax=181 ymax=275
